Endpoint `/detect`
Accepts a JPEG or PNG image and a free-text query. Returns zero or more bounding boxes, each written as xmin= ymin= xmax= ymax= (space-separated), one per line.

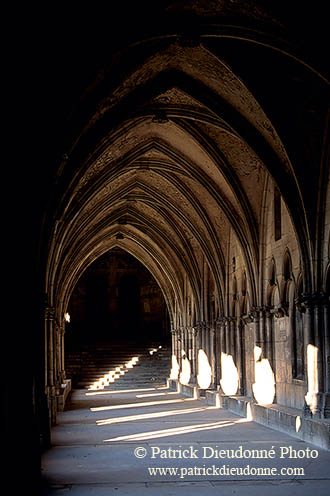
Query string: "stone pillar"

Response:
xmin=171 ymin=328 xmax=176 ymax=358
xmin=195 ymin=323 xmax=201 ymax=380
xmin=265 ymin=307 xmax=274 ymax=369
xmin=209 ymin=322 xmax=216 ymax=388
xmin=250 ymin=308 xmax=261 ymax=389
xmin=55 ymin=322 xmax=61 ymax=387
xmin=181 ymin=326 xmax=186 ymax=360
xmin=219 ymin=318 xmax=226 ymax=358
xmin=323 ymin=295 xmax=330 ymax=417
xmin=324 ymin=296 xmax=330 ymax=392
xmin=177 ymin=327 xmax=181 ymax=361
xmin=301 ymin=292 xmax=328 ymax=418
xmin=225 ymin=317 xmax=230 ymax=355
xmin=189 ymin=327 xmax=197 ymax=382
xmin=236 ymin=318 xmax=244 ymax=395
xmin=45 ymin=306 xmax=56 ymax=425
xmin=302 ymin=295 xmax=315 ymax=417
xmin=201 ymin=321 xmax=206 ymax=354
xmin=215 ymin=319 xmax=222 ymax=386
xmin=229 ymin=317 xmax=236 ymax=360
xmin=259 ymin=307 xmax=266 ymax=358
xmin=59 ymin=325 xmax=66 ymax=382
xmin=170 ymin=328 xmax=179 ymax=380
xmin=251 ymin=307 xmax=261 ymax=351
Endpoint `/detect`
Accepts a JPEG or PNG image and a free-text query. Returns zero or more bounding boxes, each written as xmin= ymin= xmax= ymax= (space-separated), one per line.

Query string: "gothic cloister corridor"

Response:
xmin=6 ymin=1 xmax=329 ymax=494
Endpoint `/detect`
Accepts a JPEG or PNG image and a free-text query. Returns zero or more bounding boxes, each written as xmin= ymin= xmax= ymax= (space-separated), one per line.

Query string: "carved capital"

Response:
xmin=301 ymin=292 xmax=328 ymax=308
xmin=249 ymin=307 xmax=261 ymax=321
xmin=241 ymin=313 xmax=253 ymax=324
xmin=294 ymin=296 xmax=306 ymax=313
xmin=191 ymin=327 xmax=199 ymax=337
xmin=264 ymin=305 xmax=274 ymax=318
xmin=270 ymin=304 xmax=287 ymax=318
xmin=216 ymin=317 xmax=226 ymax=326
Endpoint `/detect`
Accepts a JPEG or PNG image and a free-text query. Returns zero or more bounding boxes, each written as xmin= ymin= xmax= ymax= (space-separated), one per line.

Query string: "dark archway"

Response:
xmin=118 ymin=273 xmax=140 ymax=338
xmin=66 ymin=248 xmax=170 ymax=350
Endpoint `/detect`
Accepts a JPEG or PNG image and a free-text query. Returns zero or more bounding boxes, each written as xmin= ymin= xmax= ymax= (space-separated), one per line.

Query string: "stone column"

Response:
xmin=170 ymin=328 xmax=179 ymax=380
xmin=251 ymin=307 xmax=261 ymax=351
xmin=236 ymin=318 xmax=244 ymax=394
xmin=201 ymin=321 xmax=205 ymax=353
xmin=301 ymin=295 xmax=314 ymax=417
xmin=171 ymin=328 xmax=176 ymax=358
xmin=219 ymin=317 xmax=226 ymax=357
xmin=323 ymin=296 xmax=330 ymax=392
xmin=265 ymin=307 xmax=274 ymax=369
xmin=250 ymin=308 xmax=261 ymax=389
xmin=180 ymin=326 xmax=186 ymax=360
xmin=45 ymin=306 xmax=56 ymax=425
xmin=176 ymin=327 xmax=181 ymax=367
xmin=323 ymin=294 xmax=330 ymax=417
xmin=195 ymin=323 xmax=201 ymax=381
xmin=55 ymin=322 xmax=61 ymax=388
xmin=229 ymin=317 xmax=236 ymax=360
xmin=189 ymin=327 xmax=197 ymax=382
xmin=215 ymin=319 xmax=222 ymax=386
xmin=259 ymin=307 xmax=266 ymax=358
xmin=209 ymin=322 xmax=216 ymax=388
xmin=59 ymin=325 xmax=66 ymax=382
xmin=313 ymin=296 xmax=324 ymax=394
xmin=225 ymin=317 xmax=230 ymax=355
xmin=301 ymin=293 xmax=325 ymax=418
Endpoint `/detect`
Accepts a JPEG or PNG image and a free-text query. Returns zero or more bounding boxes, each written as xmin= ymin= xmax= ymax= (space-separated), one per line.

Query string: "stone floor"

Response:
xmin=41 ymin=384 xmax=330 ymax=495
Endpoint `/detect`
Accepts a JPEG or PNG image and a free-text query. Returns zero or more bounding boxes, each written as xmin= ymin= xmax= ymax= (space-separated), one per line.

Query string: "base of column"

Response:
xmin=304 ymin=392 xmax=325 ymax=418
xmin=56 ymin=379 xmax=72 ymax=412
xmin=322 ymin=392 xmax=330 ymax=418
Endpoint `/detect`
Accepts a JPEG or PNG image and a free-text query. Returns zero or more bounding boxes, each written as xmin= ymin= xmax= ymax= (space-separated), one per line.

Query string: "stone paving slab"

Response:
xmin=41 ymin=387 xmax=330 ymax=495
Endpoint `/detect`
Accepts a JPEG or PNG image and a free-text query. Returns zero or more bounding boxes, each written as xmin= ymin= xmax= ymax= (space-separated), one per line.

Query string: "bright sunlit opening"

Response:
xmin=220 ymin=352 xmax=238 ymax=396
xmin=197 ymin=349 xmax=212 ymax=389
xmin=305 ymin=344 xmax=319 ymax=413
xmin=179 ymin=350 xmax=191 ymax=385
xmin=296 ymin=415 xmax=302 ymax=432
xmin=252 ymin=346 xmax=275 ymax=405
xmin=170 ymin=354 xmax=180 ymax=380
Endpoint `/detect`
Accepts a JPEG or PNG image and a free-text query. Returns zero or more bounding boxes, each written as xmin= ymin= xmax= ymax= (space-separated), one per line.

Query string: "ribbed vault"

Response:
xmin=45 ymin=24 xmax=329 ymax=329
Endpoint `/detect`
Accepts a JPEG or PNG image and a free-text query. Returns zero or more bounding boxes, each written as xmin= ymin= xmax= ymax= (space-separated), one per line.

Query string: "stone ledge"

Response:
xmin=167 ymin=379 xmax=330 ymax=450
xmin=56 ymin=379 xmax=72 ymax=412
xmin=168 ymin=379 xmax=210 ymax=399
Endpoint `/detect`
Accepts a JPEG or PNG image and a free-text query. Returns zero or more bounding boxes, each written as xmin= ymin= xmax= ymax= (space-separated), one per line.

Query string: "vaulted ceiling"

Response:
xmin=37 ymin=1 xmax=329 ymax=321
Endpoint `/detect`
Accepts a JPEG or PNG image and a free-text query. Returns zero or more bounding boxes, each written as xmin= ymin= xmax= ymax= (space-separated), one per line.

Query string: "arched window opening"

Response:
xmin=282 ymin=250 xmax=293 ymax=315
xmin=232 ymin=275 xmax=237 ymax=302
xmin=269 ymin=258 xmax=277 ymax=288
xmin=283 ymin=249 xmax=292 ymax=282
